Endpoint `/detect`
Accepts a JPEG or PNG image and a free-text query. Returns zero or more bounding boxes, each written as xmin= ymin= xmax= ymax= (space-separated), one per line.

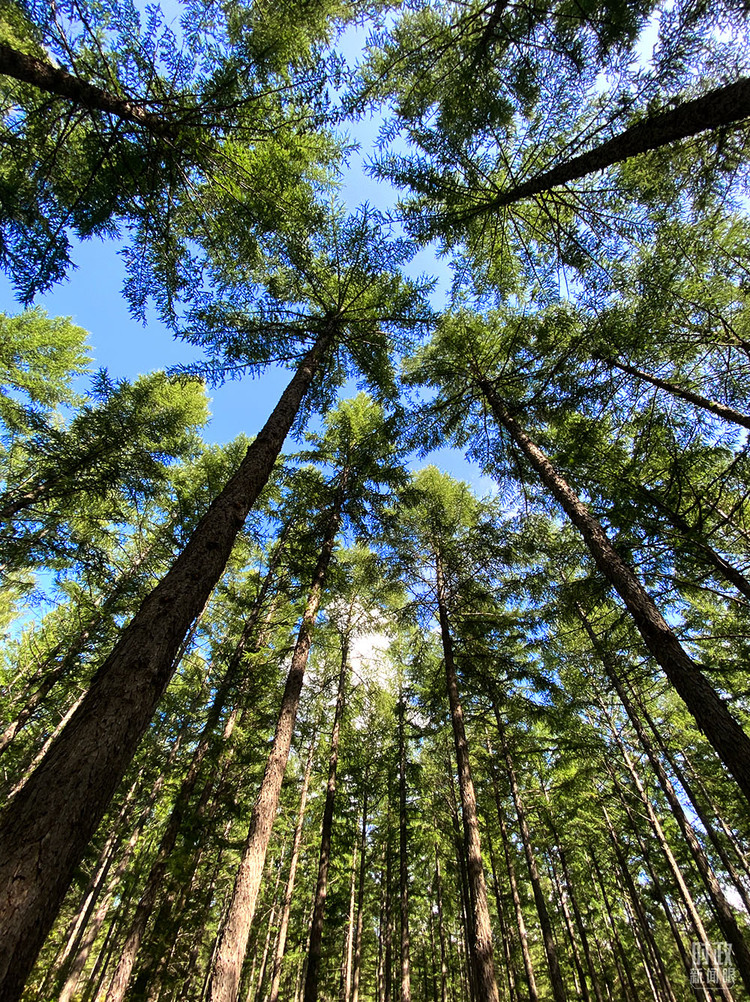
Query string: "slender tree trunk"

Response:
xmin=434 ymin=552 xmax=500 ymax=1002
xmin=351 ymin=779 xmax=370 ymax=1002
xmin=579 ymin=608 xmax=750 ymax=995
xmin=480 ymin=383 xmax=750 ymax=805
xmin=599 ymin=355 xmax=750 ymax=431
xmin=434 ymin=844 xmax=451 ymax=1002
xmin=0 ymin=333 xmax=333 ymax=1002
xmin=445 ymin=760 xmax=476 ymax=1002
xmin=485 ymin=830 xmax=519 ymax=1002
xmin=304 ymin=635 xmax=350 ymax=1002
xmin=638 ymin=694 xmax=750 ymax=913
xmin=680 ymin=748 xmax=750 ymax=873
xmin=268 ymin=736 xmax=317 ymax=1002
xmin=467 ymin=77 xmax=750 ymax=215
xmin=397 ymin=693 xmax=412 ymax=1002
xmin=496 ymin=712 xmax=567 ymax=1002
xmin=604 ymin=752 xmax=734 ymax=1002
xmin=207 ymin=487 xmax=342 ymax=1002
xmin=251 ymin=851 xmax=285 ymax=1002
xmin=342 ymin=842 xmax=359 ymax=1002
xmin=0 ymin=42 xmax=174 ymax=133
xmin=543 ymin=823 xmax=604 ymax=1002
xmin=489 ymin=747 xmax=539 ymax=1002
xmin=589 ymin=854 xmax=638 ymax=1002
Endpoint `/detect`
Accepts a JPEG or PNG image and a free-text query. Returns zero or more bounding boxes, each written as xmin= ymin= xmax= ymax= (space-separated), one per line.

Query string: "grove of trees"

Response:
xmin=1 ymin=1 xmax=750 ymax=1001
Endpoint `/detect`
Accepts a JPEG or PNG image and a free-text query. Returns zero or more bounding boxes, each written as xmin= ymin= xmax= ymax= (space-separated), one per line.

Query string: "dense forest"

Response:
xmin=1 ymin=1 xmax=750 ymax=1001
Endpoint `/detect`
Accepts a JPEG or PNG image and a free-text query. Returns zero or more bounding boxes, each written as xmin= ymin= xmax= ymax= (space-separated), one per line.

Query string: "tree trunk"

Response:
xmin=0 ymin=332 xmax=333 ymax=1002
xmin=599 ymin=355 xmax=750 ymax=431
xmin=207 ymin=487 xmax=341 ymax=1002
xmin=589 ymin=853 xmax=639 ymax=1002
xmin=104 ymin=581 xmax=277 ymax=1002
xmin=268 ymin=736 xmax=317 ymax=1002
xmin=341 ymin=842 xmax=359 ymax=1002
xmin=481 ymin=382 xmax=750 ymax=805
xmin=467 ymin=77 xmax=750 ymax=215
xmin=434 ymin=844 xmax=451 ymax=1002
xmin=0 ymin=42 xmax=174 ymax=134
xmin=397 ymin=692 xmax=412 ymax=1002
xmin=496 ymin=712 xmax=567 ymax=1002
xmin=485 ymin=829 xmax=519 ymax=1002
xmin=488 ymin=742 xmax=539 ymax=1002
xmin=304 ymin=635 xmax=350 ymax=1002
xmin=604 ymin=749 xmax=735 ymax=1002
xmin=434 ymin=552 xmax=500 ymax=1002
xmin=579 ymin=607 xmax=750 ymax=995
xmin=351 ymin=780 xmax=370 ymax=1002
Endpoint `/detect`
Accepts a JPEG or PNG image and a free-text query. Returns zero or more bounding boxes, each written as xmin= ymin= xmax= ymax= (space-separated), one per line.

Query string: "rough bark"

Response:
xmin=434 ymin=552 xmax=500 ymax=1002
xmin=481 ymin=382 xmax=750 ymax=806
xmin=104 ymin=563 xmax=281 ymax=1002
xmin=0 ymin=42 xmax=174 ymax=134
xmin=0 ymin=332 xmax=332 ymax=1002
xmin=468 ymin=77 xmax=750 ymax=215
xmin=304 ymin=635 xmax=350 ymax=1002
xmin=207 ymin=489 xmax=342 ymax=1002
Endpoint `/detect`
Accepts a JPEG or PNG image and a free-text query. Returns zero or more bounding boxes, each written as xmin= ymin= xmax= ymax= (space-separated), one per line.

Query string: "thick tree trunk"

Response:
xmin=0 ymin=42 xmax=174 ymax=133
xmin=496 ymin=713 xmax=567 ymax=1002
xmin=207 ymin=489 xmax=341 ymax=1002
xmin=468 ymin=77 xmax=750 ymax=215
xmin=397 ymin=693 xmax=412 ymax=1002
xmin=105 ymin=584 xmax=276 ymax=1002
xmin=600 ymin=355 xmax=750 ymax=431
xmin=481 ymin=382 xmax=750 ymax=805
xmin=434 ymin=553 xmax=500 ymax=1002
xmin=268 ymin=736 xmax=317 ymax=1002
xmin=304 ymin=636 xmax=350 ymax=1002
xmin=0 ymin=333 xmax=332 ymax=1002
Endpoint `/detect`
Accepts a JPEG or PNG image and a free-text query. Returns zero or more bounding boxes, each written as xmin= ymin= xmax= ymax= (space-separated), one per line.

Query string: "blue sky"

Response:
xmin=0 ymin=6 xmax=495 ymax=494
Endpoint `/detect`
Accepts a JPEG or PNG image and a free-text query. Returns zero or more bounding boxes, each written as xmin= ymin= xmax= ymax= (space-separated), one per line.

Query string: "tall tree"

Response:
xmin=0 ymin=209 xmax=430 ymax=1002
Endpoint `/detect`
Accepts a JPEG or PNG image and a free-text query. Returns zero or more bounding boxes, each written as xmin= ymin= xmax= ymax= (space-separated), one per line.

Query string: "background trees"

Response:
xmin=2 ymin=0 xmax=750 ymax=1000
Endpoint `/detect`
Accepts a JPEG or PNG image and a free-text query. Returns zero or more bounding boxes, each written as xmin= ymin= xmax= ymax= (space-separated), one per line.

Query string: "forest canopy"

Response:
xmin=1 ymin=2 xmax=750 ymax=1002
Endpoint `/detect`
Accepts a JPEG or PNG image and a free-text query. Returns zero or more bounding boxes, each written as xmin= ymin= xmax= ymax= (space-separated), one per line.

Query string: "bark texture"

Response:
xmin=0 ymin=334 xmax=332 ymax=1002
xmin=469 ymin=77 xmax=750 ymax=214
xmin=207 ymin=490 xmax=342 ymax=1002
xmin=434 ymin=553 xmax=500 ymax=1002
xmin=0 ymin=42 xmax=174 ymax=134
xmin=481 ymin=381 xmax=750 ymax=806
